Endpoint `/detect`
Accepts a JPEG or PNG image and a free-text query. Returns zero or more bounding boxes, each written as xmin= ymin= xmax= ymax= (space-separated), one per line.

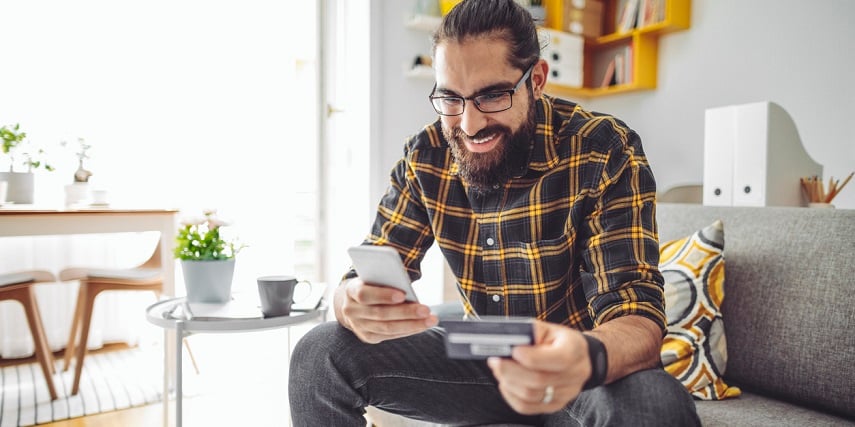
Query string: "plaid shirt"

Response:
xmin=364 ymin=95 xmax=665 ymax=333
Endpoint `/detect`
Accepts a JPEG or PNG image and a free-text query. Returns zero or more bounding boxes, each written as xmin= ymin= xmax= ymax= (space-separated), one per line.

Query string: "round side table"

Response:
xmin=146 ymin=297 xmax=326 ymax=427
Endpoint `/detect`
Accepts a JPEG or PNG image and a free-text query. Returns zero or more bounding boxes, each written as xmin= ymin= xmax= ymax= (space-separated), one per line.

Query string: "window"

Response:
xmin=0 ymin=0 xmax=321 ymax=290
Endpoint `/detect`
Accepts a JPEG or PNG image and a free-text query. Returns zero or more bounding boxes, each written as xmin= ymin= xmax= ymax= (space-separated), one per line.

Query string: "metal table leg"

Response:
xmin=287 ymin=327 xmax=292 ymax=427
xmin=163 ymin=328 xmax=170 ymax=427
xmin=176 ymin=320 xmax=185 ymax=427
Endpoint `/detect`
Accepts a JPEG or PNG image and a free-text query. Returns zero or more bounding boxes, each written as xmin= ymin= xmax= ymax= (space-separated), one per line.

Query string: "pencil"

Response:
xmin=827 ymin=172 xmax=853 ymax=202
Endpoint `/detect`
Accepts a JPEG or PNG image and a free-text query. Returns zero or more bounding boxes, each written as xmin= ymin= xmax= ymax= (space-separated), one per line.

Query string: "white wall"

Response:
xmin=371 ymin=0 xmax=855 ymax=209
xmin=369 ymin=1 xmax=447 ymax=304
xmin=586 ymin=0 xmax=855 ymax=209
xmin=370 ymin=1 xmax=439 ymax=206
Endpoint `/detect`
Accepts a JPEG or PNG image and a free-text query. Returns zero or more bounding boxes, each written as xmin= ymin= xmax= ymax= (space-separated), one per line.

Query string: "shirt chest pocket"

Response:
xmin=501 ymin=232 xmax=576 ymax=287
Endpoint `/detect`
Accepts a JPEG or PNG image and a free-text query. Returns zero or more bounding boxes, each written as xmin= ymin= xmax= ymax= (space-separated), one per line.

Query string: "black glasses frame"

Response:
xmin=428 ymin=65 xmax=534 ymax=116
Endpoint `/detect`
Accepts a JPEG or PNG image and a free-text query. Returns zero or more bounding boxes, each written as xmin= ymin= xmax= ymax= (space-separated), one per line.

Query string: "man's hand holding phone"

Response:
xmin=335 ymin=277 xmax=437 ymax=344
xmin=335 ymin=245 xmax=438 ymax=344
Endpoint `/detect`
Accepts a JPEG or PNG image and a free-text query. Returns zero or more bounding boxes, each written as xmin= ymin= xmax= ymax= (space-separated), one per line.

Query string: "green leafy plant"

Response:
xmin=1 ymin=123 xmax=55 ymax=172
xmin=174 ymin=209 xmax=245 ymax=260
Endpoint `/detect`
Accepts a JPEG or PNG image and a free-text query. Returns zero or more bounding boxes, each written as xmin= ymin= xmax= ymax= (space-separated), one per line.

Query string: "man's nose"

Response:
xmin=458 ymin=101 xmax=487 ymax=138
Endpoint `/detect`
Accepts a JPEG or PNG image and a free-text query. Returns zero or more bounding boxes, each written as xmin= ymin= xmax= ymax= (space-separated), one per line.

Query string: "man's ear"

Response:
xmin=530 ymin=59 xmax=549 ymax=98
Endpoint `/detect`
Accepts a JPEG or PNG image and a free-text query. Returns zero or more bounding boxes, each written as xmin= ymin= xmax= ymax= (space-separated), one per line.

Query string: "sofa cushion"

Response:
xmin=656 ymin=204 xmax=855 ymax=418
xmin=659 ymin=220 xmax=741 ymax=400
xmin=695 ymin=392 xmax=855 ymax=426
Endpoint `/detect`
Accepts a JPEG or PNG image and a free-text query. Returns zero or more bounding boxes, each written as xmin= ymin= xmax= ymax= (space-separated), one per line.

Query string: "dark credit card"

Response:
xmin=439 ymin=316 xmax=534 ymax=360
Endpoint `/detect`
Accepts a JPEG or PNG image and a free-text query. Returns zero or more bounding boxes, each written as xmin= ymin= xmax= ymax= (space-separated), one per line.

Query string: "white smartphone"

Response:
xmin=347 ymin=245 xmax=419 ymax=302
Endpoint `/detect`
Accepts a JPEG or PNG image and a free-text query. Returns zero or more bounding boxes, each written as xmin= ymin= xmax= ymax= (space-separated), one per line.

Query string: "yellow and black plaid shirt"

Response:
xmin=364 ymin=95 xmax=665 ymax=333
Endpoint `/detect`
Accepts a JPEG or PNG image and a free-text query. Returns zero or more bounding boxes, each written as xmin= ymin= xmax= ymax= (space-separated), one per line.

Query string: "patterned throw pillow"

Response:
xmin=659 ymin=219 xmax=741 ymax=400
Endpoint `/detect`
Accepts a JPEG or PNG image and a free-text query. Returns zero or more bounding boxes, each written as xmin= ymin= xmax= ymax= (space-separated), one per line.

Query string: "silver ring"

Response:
xmin=541 ymin=385 xmax=554 ymax=404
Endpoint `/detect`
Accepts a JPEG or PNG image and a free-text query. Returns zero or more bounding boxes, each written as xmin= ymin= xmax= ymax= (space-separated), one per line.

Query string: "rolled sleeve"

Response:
xmin=581 ymin=131 xmax=666 ymax=333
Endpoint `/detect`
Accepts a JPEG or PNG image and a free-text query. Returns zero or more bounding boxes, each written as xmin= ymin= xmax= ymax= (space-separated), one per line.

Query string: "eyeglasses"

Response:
xmin=429 ymin=65 xmax=533 ymax=116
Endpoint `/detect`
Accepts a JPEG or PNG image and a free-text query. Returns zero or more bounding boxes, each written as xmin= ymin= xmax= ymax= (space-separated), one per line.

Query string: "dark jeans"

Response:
xmin=289 ymin=321 xmax=699 ymax=427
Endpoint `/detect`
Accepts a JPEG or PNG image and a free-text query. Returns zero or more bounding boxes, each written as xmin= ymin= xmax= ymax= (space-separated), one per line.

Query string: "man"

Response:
xmin=290 ymin=0 xmax=699 ymax=425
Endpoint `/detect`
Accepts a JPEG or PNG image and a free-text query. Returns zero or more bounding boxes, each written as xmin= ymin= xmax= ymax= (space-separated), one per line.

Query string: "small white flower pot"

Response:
xmin=0 ymin=172 xmax=35 ymax=204
xmin=181 ymin=259 xmax=236 ymax=303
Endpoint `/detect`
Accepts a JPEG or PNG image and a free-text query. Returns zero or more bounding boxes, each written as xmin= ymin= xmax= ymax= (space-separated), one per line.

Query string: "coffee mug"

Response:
xmin=257 ymin=275 xmax=310 ymax=317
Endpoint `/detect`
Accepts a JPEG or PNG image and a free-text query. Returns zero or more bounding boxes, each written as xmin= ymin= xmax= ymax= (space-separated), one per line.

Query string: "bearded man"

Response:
xmin=289 ymin=0 xmax=699 ymax=425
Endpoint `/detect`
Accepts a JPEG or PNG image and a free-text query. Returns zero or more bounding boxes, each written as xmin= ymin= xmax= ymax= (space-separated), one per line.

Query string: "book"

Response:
xmin=636 ymin=0 xmax=649 ymax=28
xmin=618 ymin=0 xmax=640 ymax=32
xmin=600 ymin=58 xmax=616 ymax=88
xmin=291 ymin=282 xmax=328 ymax=312
xmin=635 ymin=0 xmax=657 ymax=28
xmin=624 ymin=44 xmax=633 ymax=84
xmin=614 ymin=53 xmax=625 ymax=85
xmin=644 ymin=0 xmax=664 ymax=27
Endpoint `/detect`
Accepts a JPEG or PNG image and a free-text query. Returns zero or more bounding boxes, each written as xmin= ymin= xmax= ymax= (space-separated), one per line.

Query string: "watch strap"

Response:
xmin=341 ymin=268 xmax=358 ymax=282
xmin=582 ymin=334 xmax=608 ymax=390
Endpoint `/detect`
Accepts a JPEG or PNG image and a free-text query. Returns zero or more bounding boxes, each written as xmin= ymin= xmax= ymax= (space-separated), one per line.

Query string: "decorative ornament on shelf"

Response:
xmin=60 ymin=137 xmax=94 ymax=206
xmin=1 ymin=123 xmax=55 ymax=204
xmin=175 ymin=209 xmax=246 ymax=303
xmin=800 ymin=172 xmax=853 ymax=208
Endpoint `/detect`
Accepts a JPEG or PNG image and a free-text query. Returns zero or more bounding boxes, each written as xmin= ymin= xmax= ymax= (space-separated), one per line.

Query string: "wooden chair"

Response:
xmin=0 ymin=270 xmax=59 ymax=400
xmin=60 ymin=239 xmax=197 ymax=395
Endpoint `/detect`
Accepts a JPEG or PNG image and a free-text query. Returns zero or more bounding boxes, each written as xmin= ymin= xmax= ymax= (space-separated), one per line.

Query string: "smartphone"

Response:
xmin=347 ymin=245 xmax=419 ymax=302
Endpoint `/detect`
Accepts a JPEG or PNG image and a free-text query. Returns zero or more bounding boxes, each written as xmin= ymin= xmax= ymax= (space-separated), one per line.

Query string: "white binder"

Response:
xmin=703 ymin=102 xmax=822 ymax=207
xmin=538 ymin=28 xmax=583 ymax=88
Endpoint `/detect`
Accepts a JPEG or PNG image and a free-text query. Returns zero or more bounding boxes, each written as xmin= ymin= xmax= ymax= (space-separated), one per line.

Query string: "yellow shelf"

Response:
xmin=547 ymin=81 xmax=650 ymax=98
xmin=544 ymin=0 xmax=691 ymax=99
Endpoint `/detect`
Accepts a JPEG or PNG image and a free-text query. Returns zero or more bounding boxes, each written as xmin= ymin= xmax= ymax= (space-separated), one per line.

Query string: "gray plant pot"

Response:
xmin=180 ymin=258 xmax=236 ymax=303
xmin=0 ymin=172 xmax=35 ymax=204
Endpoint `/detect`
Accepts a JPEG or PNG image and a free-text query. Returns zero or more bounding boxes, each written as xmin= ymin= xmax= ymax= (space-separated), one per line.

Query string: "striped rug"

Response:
xmin=0 ymin=348 xmax=162 ymax=427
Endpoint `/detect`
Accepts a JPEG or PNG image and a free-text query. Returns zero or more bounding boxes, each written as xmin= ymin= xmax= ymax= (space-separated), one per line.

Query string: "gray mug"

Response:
xmin=257 ymin=275 xmax=310 ymax=317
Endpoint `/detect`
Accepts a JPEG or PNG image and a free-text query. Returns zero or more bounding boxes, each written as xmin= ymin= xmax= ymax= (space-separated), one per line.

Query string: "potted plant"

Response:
xmin=174 ymin=209 xmax=245 ymax=303
xmin=1 ymin=123 xmax=55 ymax=204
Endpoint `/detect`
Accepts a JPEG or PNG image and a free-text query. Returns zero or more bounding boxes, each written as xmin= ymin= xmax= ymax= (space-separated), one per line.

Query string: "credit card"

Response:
xmin=439 ymin=317 xmax=534 ymax=360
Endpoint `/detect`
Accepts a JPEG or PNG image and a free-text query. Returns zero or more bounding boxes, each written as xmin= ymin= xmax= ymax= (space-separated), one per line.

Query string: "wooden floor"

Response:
xmin=1 ymin=344 xmax=167 ymax=427
xmin=36 ymin=396 xmax=281 ymax=427
xmin=38 ymin=402 xmax=166 ymax=427
xmin=2 ymin=321 xmax=323 ymax=427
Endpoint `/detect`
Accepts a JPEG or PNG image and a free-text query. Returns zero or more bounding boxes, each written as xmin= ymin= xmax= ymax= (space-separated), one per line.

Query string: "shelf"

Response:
xmin=404 ymin=14 xmax=440 ymax=81
xmin=406 ymin=64 xmax=435 ymax=79
xmin=406 ymin=14 xmax=442 ymax=32
xmin=544 ymin=0 xmax=691 ymax=98
xmin=546 ymin=81 xmax=649 ymax=98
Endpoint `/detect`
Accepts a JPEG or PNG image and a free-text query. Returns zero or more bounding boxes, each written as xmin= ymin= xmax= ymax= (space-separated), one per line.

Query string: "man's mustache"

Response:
xmin=451 ymin=125 xmax=511 ymax=143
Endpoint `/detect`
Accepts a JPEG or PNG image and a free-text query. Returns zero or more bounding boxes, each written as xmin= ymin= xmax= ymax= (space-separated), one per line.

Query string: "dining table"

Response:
xmin=0 ymin=206 xmax=179 ymax=295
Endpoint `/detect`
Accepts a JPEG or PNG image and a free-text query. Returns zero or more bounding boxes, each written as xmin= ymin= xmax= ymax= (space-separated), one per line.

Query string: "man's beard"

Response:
xmin=443 ymin=102 xmax=536 ymax=192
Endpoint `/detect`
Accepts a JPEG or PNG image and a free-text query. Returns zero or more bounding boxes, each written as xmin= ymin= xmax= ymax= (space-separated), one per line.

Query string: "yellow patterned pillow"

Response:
xmin=659 ymin=219 xmax=741 ymax=400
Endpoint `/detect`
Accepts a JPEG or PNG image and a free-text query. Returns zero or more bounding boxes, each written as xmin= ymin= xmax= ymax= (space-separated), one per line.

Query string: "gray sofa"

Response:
xmin=657 ymin=203 xmax=854 ymax=426
xmin=367 ymin=203 xmax=855 ymax=426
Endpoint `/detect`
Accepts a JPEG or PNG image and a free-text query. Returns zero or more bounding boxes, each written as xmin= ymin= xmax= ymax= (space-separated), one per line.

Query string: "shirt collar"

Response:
xmin=515 ymin=95 xmax=564 ymax=177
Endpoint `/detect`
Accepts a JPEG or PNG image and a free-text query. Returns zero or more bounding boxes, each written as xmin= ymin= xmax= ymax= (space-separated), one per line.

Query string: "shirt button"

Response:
xmin=492 ymin=294 xmax=501 ymax=302
xmin=486 ymin=237 xmax=495 ymax=246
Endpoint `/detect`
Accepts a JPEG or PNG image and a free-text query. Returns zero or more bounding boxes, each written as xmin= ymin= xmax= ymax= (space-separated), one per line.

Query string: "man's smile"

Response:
xmin=463 ymin=131 xmax=501 ymax=153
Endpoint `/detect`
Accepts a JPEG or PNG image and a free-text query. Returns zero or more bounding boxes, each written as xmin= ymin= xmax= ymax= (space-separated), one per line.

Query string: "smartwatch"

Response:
xmin=582 ymin=334 xmax=608 ymax=390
